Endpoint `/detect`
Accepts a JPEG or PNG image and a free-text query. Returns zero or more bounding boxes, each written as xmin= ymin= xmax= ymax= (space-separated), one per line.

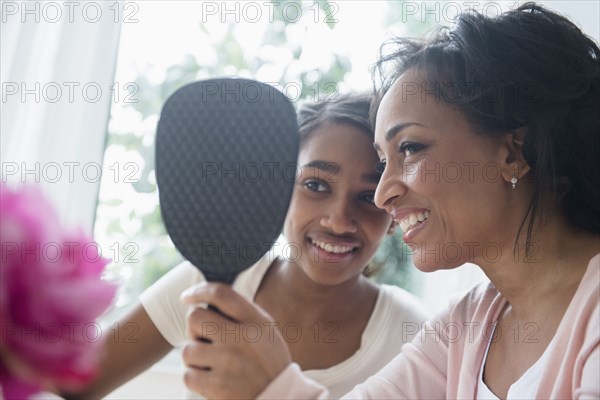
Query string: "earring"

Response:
xmin=511 ymin=174 xmax=518 ymax=189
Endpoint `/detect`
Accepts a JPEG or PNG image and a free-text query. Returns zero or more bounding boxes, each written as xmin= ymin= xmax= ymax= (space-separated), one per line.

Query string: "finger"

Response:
xmin=181 ymin=282 xmax=272 ymax=323
xmin=183 ymin=345 xmax=245 ymax=400
xmin=187 ymin=306 xmax=243 ymax=344
xmin=182 ymin=339 xmax=217 ymax=369
xmin=187 ymin=305 xmax=232 ymax=341
xmin=183 ymin=366 xmax=212 ymax=398
xmin=183 ymin=361 xmax=241 ymax=400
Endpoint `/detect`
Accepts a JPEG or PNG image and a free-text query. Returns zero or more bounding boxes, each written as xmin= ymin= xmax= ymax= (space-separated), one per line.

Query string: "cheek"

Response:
xmin=282 ymin=218 xmax=294 ymax=239
xmin=362 ymin=210 xmax=392 ymax=239
xmin=283 ymin=195 xmax=310 ymax=237
xmin=409 ymin=158 xmax=493 ymax=197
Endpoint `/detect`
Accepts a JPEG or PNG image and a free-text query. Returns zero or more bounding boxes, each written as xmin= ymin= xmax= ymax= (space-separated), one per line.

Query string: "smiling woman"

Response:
xmin=285 ymin=98 xmax=393 ymax=286
xmin=368 ymin=5 xmax=600 ymax=397
xmin=373 ymin=68 xmax=522 ymax=272
xmin=179 ymin=3 xmax=600 ymax=399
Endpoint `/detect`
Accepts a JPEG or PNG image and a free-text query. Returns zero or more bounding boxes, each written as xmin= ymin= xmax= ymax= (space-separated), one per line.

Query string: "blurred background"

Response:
xmin=97 ymin=0 xmax=432 ymax=321
xmin=2 ymin=0 xmax=598 ymax=397
xmin=93 ymin=0 xmax=600 ymax=320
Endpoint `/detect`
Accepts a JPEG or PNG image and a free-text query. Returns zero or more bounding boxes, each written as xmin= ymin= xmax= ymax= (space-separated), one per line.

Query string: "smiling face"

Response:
xmin=373 ymin=70 xmax=522 ymax=272
xmin=283 ymin=122 xmax=392 ymax=286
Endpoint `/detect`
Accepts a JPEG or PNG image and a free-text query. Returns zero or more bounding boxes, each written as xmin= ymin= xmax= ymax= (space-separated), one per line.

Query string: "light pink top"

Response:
xmin=259 ymin=254 xmax=600 ymax=400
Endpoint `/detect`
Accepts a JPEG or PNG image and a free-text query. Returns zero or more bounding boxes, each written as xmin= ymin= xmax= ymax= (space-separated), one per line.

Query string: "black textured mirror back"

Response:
xmin=156 ymin=78 xmax=299 ymax=284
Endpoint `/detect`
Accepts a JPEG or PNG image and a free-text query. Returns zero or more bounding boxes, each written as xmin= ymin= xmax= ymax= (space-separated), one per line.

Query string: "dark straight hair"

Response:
xmin=297 ymin=93 xmax=373 ymax=142
xmin=371 ymin=2 xmax=600 ymax=254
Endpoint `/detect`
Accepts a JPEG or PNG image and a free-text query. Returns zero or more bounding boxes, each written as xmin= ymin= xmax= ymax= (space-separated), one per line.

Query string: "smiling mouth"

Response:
xmin=308 ymin=238 xmax=358 ymax=255
xmin=397 ymin=210 xmax=430 ymax=232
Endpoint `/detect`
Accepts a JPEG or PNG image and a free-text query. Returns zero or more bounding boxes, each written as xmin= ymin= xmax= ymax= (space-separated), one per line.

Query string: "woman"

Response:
xmin=65 ymin=94 xmax=429 ymax=399
xmin=181 ymin=3 xmax=599 ymax=399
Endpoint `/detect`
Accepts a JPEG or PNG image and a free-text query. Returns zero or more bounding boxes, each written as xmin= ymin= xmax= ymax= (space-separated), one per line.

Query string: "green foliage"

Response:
xmin=371 ymin=231 xmax=413 ymax=288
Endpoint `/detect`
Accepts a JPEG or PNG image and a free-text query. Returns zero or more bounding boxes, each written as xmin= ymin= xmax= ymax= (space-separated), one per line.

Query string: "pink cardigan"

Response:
xmin=259 ymin=254 xmax=600 ymax=399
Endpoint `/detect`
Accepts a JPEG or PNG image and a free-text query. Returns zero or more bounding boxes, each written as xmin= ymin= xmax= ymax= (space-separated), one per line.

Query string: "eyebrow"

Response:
xmin=385 ymin=122 xmax=424 ymax=142
xmin=301 ymin=160 xmax=381 ymax=183
xmin=301 ymin=160 xmax=339 ymax=175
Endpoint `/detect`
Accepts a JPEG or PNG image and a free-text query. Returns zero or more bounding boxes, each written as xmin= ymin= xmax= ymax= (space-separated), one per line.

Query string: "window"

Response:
xmin=96 ymin=1 xmax=438 ymax=322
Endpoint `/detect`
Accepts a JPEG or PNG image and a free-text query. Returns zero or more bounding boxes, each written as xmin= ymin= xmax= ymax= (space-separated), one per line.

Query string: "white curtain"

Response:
xmin=1 ymin=1 xmax=123 ymax=233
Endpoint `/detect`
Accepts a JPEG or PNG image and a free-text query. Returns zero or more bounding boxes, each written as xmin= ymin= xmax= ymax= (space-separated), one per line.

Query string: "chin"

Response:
xmin=304 ymin=266 xmax=354 ymax=287
xmin=407 ymin=242 xmax=469 ymax=272
xmin=410 ymin=250 xmax=464 ymax=272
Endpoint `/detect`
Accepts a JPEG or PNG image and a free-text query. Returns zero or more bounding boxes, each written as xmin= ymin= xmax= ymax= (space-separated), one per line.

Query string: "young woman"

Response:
xmin=66 ymin=94 xmax=430 ymax=399
xmin=181 ymin=3 xmax=600 ymax=399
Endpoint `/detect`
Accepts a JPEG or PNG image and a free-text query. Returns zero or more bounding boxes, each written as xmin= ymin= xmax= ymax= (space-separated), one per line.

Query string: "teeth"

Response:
xmin=397 ymin=211 xmax=430 ymax=233
xmin=312 ymin=240 xmax=354 ymax=254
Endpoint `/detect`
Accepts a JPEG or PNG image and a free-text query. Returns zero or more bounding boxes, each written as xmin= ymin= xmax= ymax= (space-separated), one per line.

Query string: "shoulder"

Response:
xmin=582 ymin=253 xmax=599 ymax=290
xmin=378 ymin=284 xmax=431 ymax=323
xmin=366 ymin=285 xmax=430 ymax=347
xmin=138 ymin=261 xmax=205 ymax=347
xmin=570 ymin=253 xmax=599 ymax=343
xmin=434 ymin=279 xmax=501 ymax=325
xmin=141 ymin=260 xmax=205 ymax=302
xmin=232 ymin=248 xmax=279 ymax=300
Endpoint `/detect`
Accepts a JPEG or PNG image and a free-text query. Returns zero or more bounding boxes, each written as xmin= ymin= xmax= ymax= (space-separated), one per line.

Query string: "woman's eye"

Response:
xmin=399 ymin=142 xmax=426 ymax=157
xmin=304 ymin=180 xmax=328 ymax=192
xmin=361 ymin=193 xmax=376 ymax=205
xmin=375 ymin=161 xmax=386 ymax=173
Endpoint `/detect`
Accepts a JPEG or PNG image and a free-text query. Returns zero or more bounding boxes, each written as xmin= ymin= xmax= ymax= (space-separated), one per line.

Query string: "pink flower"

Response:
xmin=1 ymin=183 xmax=117 ymax=399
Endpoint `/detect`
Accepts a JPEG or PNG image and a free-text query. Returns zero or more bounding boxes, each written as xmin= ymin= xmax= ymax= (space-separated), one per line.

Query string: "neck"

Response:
xmin=269 ymin=259 xmax=377 ymax=322
xmin=477 ymin=214 xmax=599 ymax=318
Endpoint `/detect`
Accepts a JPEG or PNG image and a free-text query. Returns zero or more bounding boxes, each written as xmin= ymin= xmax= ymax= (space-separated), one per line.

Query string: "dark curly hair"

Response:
xmin=371 ymin=2 xmax=600 ymax=253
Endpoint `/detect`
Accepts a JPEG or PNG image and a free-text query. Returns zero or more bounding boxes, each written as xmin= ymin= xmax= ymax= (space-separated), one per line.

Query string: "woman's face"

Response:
xmin=283 ymin=122 xmax=392 ymax=286
xmin=374 ymin=70 xmax=517 ymax=272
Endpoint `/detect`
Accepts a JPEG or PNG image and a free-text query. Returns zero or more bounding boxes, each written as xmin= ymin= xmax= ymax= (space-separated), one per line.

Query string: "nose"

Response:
xmin=374 ymin=162 xmax=407 ymax=213
xmin=320 ymin=196 xmax=358 ymax=234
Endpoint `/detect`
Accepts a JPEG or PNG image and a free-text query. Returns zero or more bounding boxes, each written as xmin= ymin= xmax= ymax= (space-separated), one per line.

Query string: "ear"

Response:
xmin=499 ymin=127 xmax=532 ymax=186
xmin=387 ymin=220 xmax=397 ymax=235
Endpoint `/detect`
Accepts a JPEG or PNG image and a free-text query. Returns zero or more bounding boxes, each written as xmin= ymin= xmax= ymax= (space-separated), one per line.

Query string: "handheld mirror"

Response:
xmin=155 ymin=78 xmax=299 ymax=284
